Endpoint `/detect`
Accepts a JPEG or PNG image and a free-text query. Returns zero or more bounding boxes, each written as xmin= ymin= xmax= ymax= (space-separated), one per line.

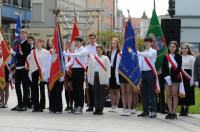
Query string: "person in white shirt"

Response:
xmin=65 ymin=37 xmax=87 ymax=114
xmin=107 ymin=38 xmax=121 ymax=112
xmin=63 ymin=33 xmax=98 ymax=112
xmin=179 ymin=43 xmax=195 ymax=116
xmin=87 ymin=45 xmax=110 ymax=115
xmin=137 ymin=37 xmax=157 ymax=118
xmin=28 ymin=38 xmax=51 ymax=112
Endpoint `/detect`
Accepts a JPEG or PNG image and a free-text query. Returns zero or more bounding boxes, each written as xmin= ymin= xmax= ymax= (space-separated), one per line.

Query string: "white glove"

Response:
xmin=190 ymin=79 xmax=194 ymax=87
xmin=10 ymin=49 xmax=16 ymax=56
xmin=195 ymin=81 xmax=199 ymax=87
xmin=164 ymin=76 xmax=172 ymax=86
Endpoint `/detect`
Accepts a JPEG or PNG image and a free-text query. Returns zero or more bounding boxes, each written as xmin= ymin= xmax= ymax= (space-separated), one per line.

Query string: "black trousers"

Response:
xmin=15 ymin=68 xmax=28 ymax=107
xmin=141 ymin=71 xmax=157 ymax=113
xmin=88 ymin=83 xmax=94 ymax=108
xmin=26 ymin=71 xmax=34 ymax=107
xmin=49 ymin=81 xmax=63 ymax=112
xmin=32 ymin=70 xmax=46 ymax=110
xmin=71 ymin=68 xmax=85 ymax=108
xmin=93 ymin=72 xmax=106 ymax=112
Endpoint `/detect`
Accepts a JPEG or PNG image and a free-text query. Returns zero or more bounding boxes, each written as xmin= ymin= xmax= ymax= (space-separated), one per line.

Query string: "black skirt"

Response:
xmin=109 ymin=67 xmax=120 ymax=89
xmin=178 ymin=69 xmax=195 ymax=106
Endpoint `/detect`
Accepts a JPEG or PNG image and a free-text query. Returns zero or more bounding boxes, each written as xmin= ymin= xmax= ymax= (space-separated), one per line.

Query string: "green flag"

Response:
xmin=146 ymin=9 xmax=167 ymax=71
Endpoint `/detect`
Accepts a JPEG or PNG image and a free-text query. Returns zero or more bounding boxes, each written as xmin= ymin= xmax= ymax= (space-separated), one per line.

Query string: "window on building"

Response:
xmin=32 ymin=3 xmax=43 ymax=22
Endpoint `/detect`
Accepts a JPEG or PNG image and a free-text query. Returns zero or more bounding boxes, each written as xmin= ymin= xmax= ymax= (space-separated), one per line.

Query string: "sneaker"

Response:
xmin=130 ymin=109 xmax=137 ymax=114
xmin=74 ymin=107 xmax=83 ymax=114
xmin=149 ymin=112 xmax=157 ymax=118
xmin=121 ymin=109 xmax=130 ymax=116
xmin=137 ymin=112 xmax=149 ymax=117
xmin=108 ymin=106 xmax=115 ymax=112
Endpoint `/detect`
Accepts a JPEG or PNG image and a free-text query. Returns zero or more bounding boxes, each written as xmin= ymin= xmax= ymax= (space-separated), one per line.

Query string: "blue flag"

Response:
xmin=119 ymin=20 xmax=141 ymax=87
xmin=10 ymin=16 xmax=22 ymax=69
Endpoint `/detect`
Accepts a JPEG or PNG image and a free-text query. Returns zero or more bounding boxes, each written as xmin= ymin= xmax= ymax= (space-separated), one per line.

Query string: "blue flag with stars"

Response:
xmin=119 ymin=20 xmax=141 ymax=87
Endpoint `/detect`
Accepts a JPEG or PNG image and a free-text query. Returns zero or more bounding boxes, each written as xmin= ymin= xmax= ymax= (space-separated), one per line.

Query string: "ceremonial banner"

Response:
xmin=49 ymin=22 xmax=65 ymax=90
xmin=69 ymin=16 xmax=79 ymax=52
xmin=146 ymin=8 xmax=167 ymax=71
xmin=0 ymin=29 xmax=11 ymax=89
xmin=118 ymin=20 xmax=141 ymax=88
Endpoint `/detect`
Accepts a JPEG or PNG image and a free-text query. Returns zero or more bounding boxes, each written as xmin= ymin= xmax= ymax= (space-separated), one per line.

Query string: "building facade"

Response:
xmin=0 ymin=0 xmax=32 ymax=44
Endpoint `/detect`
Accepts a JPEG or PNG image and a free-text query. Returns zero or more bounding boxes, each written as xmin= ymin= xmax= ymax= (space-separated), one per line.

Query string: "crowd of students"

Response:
xmin=0 ymin=29 xmax=200 ymax=120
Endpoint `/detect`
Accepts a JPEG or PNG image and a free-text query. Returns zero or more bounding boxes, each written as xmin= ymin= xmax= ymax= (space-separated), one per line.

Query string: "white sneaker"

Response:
xmin=108 ymin=106 xmax=115 ymax=112
xmin=121 ymin=109 xmax=130 ymax=116
xmin=130 ymin=109 xmax=137 ymax=114
xmin=112 ymin=106 xmax=118 ymax=112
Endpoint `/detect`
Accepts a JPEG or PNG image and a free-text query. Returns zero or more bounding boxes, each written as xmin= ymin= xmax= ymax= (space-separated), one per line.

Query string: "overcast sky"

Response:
xmin=117 ymin=0 xmax=169 ymax=18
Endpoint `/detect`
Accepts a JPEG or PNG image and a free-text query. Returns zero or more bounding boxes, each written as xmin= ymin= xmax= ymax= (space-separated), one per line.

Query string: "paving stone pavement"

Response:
xmin=0 ymin=90 xmax=200 ymax=132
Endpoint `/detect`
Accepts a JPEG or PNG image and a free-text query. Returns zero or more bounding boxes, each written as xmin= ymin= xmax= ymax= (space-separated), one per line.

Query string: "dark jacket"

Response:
xmin=162 ymin=54 xmax=182 ymax=83
xmin=194 ymin=55 xmax=200 ymax=81
xmin=15 ymin=40 xmax=31 ymax=67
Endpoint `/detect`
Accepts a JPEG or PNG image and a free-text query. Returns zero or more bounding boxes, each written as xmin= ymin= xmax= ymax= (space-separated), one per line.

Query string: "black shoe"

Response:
xmin=11 ymin=106 xmax=19 ymax=111
xmin=161 ymin=109 xmax=168 ymax=114
xmin=185 ymin=107 xmax=189 ymax=116
xmin=38 ymin=109 xmax=44 ymax=112
xmin=165 ymin=113 xmax=172 ymax=119
xmin=98 ymin=111 xmax=103 ymax=115
xmin=138 ymin=112 xmax=149 ymax=117
xmin=179 ymin=107 xmax=185 ymax=116
xmin=65 ymin=107 xmax=71 ymax=111
xmin=172 ymin=113 xmax=177 ymax=119
xmin=18 ymin=106 xmax=26 ymax=112
xmin=32 ymin=109 xmax=39 ymax=112
xmin=86 ymin=107 xmax=93 ymax=112
xmin=93 ymin=109 xmax=100 ymax=115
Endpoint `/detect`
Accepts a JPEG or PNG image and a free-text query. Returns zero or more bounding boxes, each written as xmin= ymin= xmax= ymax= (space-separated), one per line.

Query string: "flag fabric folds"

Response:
xmin=146 ymin=9 xmax=167 ymax=71
xmin=13 ymin=15 xmax=22 ymax=53
xmin=118 ymin=20 xmax=141 ymax=88
xmin=10 ymin=15 xmax=22 ymax=71
xmin=69 ymin=16 xmax=79 ymax=52
xmin=0 ymin=29 xmax=11 ymax=89
xmin=49 ymin=22 xmax=65 ymax=90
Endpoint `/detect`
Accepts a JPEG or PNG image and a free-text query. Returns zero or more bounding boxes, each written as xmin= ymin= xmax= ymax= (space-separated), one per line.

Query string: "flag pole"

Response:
xmin=127 ymin=9 xmax=131 ymax=21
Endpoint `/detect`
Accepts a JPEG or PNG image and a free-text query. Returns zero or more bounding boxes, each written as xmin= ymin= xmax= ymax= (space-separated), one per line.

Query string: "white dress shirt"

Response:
xmin=66 ymin=46 xmax=87 ymax=69
xmin=64 ymin=43 xmax=97 ymax=66
xmin=138 ymin=47 xmax=157 ymax=71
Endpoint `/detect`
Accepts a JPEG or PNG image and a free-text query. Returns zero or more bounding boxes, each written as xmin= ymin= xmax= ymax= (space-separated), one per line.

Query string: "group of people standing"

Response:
xmin=1 ymin=29 xmax=200 ymax=120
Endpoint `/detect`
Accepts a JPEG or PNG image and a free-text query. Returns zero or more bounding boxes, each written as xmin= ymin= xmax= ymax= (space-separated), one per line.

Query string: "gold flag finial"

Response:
xmin=53 ymin=9 xmax=61 ymax=16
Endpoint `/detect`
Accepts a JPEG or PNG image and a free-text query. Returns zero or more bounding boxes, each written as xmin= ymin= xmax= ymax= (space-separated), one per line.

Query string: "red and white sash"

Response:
xmin=144 ymin=57 xmax=160 ymax=93
xmin=33 ymin=49 xmax=43 ymax=80
xmin=94 ymin=55 xmax=107 ymax=71
xmin=74 ymin=57 xmax=87 ymax=71
xmin=165 ymin=54 xmax=185 ymax=97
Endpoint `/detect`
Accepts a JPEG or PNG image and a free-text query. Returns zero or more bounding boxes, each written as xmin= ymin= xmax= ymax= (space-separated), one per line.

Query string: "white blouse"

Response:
xmin=182 ymin=55 xmax=195 ymax=70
